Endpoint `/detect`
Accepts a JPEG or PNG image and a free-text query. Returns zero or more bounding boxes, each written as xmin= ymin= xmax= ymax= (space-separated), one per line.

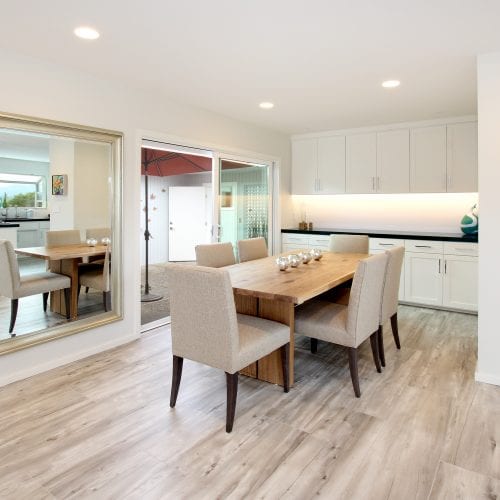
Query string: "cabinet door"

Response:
xmin=442 ymin=255 xmax=478 ymax=311
xmin=377 ymin=129 xmax=410 ymax=193
xmin=317 ymin=136 xmax=346 ymax=194
xmin=346 ymin=133 xmax=377 ymax=193
xmin=17 ymin=229 xmax=40 ymax=248
xmin=292 ymin=139 xmax=317 ymax=194
xmin=447 ymin=122 xmax=478 ymax=193
xmin=410 ymin=125 xmax=447 ymax=193
xmin=404 ymin=252 xmax=442 ymax=306
xmin=371 ymin=248 xmax=405 ymax=300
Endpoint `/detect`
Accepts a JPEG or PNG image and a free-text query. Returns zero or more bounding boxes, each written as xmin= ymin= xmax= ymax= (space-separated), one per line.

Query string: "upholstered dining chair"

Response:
xmin=195 ymin=242 xmax=236 ymax=267
xmin=377 ymin=246 xmax=405 ymax=367
xmin=78 ymin=246 xmax=111 ymax=311
xmin=237 ymin=237 xmax=268 ymax=263
xmin=45 ymin=229 xmax=81 ymax=247
xmin=166 ymin=264 xmax=290 ymax=432
xmin=0 ymin=240 xmax=71 ymax=335
xmin=329 ymin=234 xmax=369 ymax=254
xmin=295 ymin=253 xmax=388 ymax=397
xmin=80 ymin=227 xmax=111 ymax=292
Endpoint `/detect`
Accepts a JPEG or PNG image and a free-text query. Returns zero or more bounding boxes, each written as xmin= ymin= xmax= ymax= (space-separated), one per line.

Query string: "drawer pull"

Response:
xmin=415 ymin=245 xmax=432 ymax=248
xmin=379 ymin=243 xmax=394 ymax=246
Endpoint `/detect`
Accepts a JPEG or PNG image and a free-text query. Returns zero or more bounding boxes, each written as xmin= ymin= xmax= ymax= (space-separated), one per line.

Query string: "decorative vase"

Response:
xmin=460 ymin=204 xmax=478 ymax=234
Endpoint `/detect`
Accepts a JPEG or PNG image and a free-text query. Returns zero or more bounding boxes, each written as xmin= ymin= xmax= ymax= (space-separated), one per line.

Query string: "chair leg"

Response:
xmin=390 ymin=313 xmax=401 ymax=349
xmin=85 ymin=287 xmax=89 ymax=294
xmin=225 ymin=372 xmax=239 ymax=433
xmin=64 ymin=288 xmax=71 ymax=320
xmin=170 ymin=355 xmax=184 ymax=407
xmin=348 ymin=347 xmax=361 ymax=398
xmin=370 ymin=332 xmax=382 ymax=373
xmin=103 ymin=291 xmax=111 ymax=312
xmin=310 ymin=338 xmax=318 ymax=354
xmin=378 ymin=325 xmax=386 ymax=368
xmin=42 ymin=292 xmax=49 ymax=312
xmin=280 ymin=343 xmax=290 ymax=393
xmin=9 ymin=299 xmax=19 ymax=335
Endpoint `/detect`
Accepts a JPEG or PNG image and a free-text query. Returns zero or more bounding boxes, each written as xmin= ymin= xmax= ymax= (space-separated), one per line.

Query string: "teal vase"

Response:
xmin=460 ymin=204 xmax=478 ymax=234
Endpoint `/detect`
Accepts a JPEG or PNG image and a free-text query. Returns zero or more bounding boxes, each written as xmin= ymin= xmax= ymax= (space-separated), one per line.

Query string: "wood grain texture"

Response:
xmin=0 ymin=305 xmax=497 ymax=500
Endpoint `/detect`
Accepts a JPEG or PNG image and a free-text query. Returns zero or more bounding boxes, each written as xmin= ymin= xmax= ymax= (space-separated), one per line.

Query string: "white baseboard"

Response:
xmin=0 ymin=334 xmax=138 ymax=388
xmin=475 ymin=371 xmax=500 ymax=387
xmin=141 ymin=317 xmax=170 ymax=333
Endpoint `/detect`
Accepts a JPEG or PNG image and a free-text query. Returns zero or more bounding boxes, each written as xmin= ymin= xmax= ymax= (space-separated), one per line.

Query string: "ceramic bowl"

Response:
xmin=276 ymin=256 xmax=289 ymax=271
xmin=86 ymin=238 xmax=98 ymax=247
xmin=311 ymin=248 xmax=323 ymax=260
xmin=299 ymin=251 xmax=312 ymax=264
xmin=288 ymin=254 xmax=301 ymax=267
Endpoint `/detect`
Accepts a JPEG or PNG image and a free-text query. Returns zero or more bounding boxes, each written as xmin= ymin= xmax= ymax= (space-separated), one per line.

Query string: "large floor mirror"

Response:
xmin=0 ymin=112 xmax=122 ymax=355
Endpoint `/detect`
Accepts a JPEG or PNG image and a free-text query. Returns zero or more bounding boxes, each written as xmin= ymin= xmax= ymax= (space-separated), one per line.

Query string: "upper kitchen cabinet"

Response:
xmin=376 ymin=129 xmax=410 ymax=193
xmin=346 ymin=133 xmax=377 ymax=193
xmin=291 ymin=136 xmax=345 ymax=194
xmin=447 ymin=122 xmax=478 ymax=192
xmin=410 ymin=125 xmax=447 ymax=193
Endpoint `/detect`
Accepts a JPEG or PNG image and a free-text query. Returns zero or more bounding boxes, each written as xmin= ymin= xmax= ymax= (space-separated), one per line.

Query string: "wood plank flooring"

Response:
xmin=0 ymin=305 xmax=498 ymax=499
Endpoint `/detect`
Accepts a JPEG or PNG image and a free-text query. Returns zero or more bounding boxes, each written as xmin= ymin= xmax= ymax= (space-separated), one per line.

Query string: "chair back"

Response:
xmin=102 ymin=245 xmax=111 ymax=292
xmin=46 ymin=230 xmax=81 ymax=247
xmin=346 ymin=253 xmax=388 ymax=345
xmin=237 ymin=237 xmax=268 ymax=263
xmin=86 ymin=227 xmax=111 ymax=241
xmin=166 ymin=264 xmax=239 ymax=372
xmin=0 ymin=240 xmax=21 ymax=298
xmin=195 ymin=242 xmax=236 ymax=268
xmin=329 ymin=234 xmax=369 ymax=253
xmin=381 ymin=246 xmax=405 ymax=323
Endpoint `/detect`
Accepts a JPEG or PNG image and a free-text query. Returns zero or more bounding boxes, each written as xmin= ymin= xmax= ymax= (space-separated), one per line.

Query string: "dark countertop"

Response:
xmin=282 ymin=228 xmax=478 ymax=243
xmin=1 ymin=218 xmax=50 ymax=222
xmin=0 ymin=222 xmax=20 ymax=228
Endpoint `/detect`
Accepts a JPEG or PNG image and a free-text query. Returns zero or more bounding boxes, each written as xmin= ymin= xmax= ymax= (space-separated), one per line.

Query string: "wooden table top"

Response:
xmin=15 ymin=243 xmax=107 ymax=261
xmin=226 ymin=251 xmax=367 ymax=305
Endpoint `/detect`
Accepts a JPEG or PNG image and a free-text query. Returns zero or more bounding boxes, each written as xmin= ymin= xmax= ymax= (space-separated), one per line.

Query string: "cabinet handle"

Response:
xmin=415 ymin=245 xmax=432 ymax=248
xmin=379 ymin=243 xmax=394 ymax=246
xmin=377 ymin=176 xmax=380 ymax=191
xmin=448 ymin=174 xmax=452 ymax=189
xmin=444 ymin=260 xmax=447 ymax=274
xmin=438 ymin=259 xmax=441 ymax=274
xmin=372 ymin=177 xmax=375 ymax=191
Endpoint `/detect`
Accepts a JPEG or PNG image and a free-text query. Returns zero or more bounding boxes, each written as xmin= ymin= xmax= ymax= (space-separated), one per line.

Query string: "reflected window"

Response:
xmin=0 ymin=173 xmax=46 ymax=208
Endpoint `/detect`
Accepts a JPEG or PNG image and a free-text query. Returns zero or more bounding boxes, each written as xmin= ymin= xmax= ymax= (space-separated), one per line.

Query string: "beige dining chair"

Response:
xmin=195 ymin=242 xmax=236 ymax=267
xmin=80 ymin=228 xmax=111 ymax=291
xmin=377 ymin=246 xmax=405 ymax=367
xmin=329 ymin=234 xmax=369 ymax=253
xmin=45 ymin=229 xmax=81 ymax=247
xmin=166 ymin=264 xmax=290 ymax=432
xmin=237 ymin=237 xmax=268 ymax=263
xmin=0 ymin=240 xmax=71 ymax=335
xmin=295 ymin=253 xmax=388 ymax=397
xmin=78 ymin=246 xmax=111 ymax=311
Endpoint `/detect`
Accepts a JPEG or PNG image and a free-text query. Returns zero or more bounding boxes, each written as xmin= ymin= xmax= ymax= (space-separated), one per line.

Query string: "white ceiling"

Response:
xmin=0 ymin=130 xmax=50 ymax=162
xmin=1 ymin=0 xmax=500 ymax=134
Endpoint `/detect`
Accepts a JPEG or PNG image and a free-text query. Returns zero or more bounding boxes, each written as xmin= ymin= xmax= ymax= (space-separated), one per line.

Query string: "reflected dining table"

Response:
xmin=225 ymin=251 xmax=368 ymax=387
xmin=15 ymin=243 xmax=107 ymax=320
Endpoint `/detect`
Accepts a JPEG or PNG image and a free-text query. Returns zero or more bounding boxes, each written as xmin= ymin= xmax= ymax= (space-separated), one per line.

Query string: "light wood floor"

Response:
xmin=1 ymin=306 xmax=499 ymax=499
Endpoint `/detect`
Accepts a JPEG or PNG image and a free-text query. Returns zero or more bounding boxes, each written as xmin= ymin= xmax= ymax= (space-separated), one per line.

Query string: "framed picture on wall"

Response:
xmin=52 ymin=174 xmax=67 ymax=196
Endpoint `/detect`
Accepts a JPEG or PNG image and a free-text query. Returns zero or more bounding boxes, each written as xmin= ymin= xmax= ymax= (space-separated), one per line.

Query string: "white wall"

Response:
xmin=0 ymin=49 xmax=291 ymax=386
xmin=477 ymin=53 xmax=500 ymax=386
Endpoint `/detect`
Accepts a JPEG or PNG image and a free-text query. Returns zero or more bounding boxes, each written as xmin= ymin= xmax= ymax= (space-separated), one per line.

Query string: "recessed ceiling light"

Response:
xmin=259 ymin=102 xmax=274 ymax=109
xmin=74 ymin=26 xmax=100 ymax=40
xmin=382 ymin=80 xmax=400 ymax=88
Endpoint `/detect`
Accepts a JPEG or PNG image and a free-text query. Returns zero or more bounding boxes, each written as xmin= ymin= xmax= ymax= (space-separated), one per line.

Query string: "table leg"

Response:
xmin=49 ymin=258 xmax=79 ymax=319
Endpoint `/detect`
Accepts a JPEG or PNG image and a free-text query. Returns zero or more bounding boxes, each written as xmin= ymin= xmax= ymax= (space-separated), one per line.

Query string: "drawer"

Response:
xmin=16 ymin=221 xmax=39 ymax=230
xmin=282 ymin=233 xmax=309 ymax=244
xmin=309 ymin=235 xmax=330 ymax=249
xmin=405 ymin=239 xmax=443 ymax=254
xmin=369 ymin=237 xmax=404 ymax=251
xmin=39 ymin=221 xmax=50 ymax=229
xmin=443 ymin=242 xmax=478 ymax=257
xmin=282 ymin=243 xmax=308 ymax=252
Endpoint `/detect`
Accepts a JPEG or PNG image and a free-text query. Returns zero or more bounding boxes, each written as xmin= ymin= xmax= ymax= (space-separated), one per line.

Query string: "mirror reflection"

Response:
xmin=0 ymin=122 xmax=119 ymax=345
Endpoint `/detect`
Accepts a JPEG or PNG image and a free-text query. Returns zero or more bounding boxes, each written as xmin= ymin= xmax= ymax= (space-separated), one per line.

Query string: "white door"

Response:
xmin=377 ymin=129 xmax=410 ymax=193
xmin=346 ymin=133 xmax=377 ymax=193
xmin=410 ymin=125 xmax=447 ymax=193
xmin=168 ymin=186 xmax=209 ymax=261
xmin=447 ymin=122 xmax=478 ymax=193
xmin=317 ymin=136 xmax=346 ymax=194
xmin=404 ymin=252 xmax=443 ymax=306
xmin=442 ymin=255 xmax=478 ymax=311
xmin=292 ymin=138 xmax=317 ymax=194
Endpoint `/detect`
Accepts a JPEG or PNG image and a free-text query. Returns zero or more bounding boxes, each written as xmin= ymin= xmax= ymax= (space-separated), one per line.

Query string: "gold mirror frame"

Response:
xmin=0 ymin=112 xmax=123 ymax=355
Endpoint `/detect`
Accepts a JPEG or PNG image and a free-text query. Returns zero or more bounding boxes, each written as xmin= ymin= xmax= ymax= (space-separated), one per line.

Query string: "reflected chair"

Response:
xmin=237 ymin=237 xmax=268 ymax=263
xmin=0 ymin=240 xmax=71 ymax=335
xmin=329 ymin=234 xmax=369 ymax=253
xmin=78 ymin=246 xmax=111 ymax=311
xmin=81 ymin=227 xmax=111 ymax=292
xmin=166 ymin=264 xmax=290 ymax=432
xmin=377 ymin=246 xmax=405 ymax=367
xmin=295 ymin=253 xmax=388 ymax=397
xmin=195 ymin=242 xmax=236 ymax=267
xmin=45 ymin=229 xmax=81 ymax=247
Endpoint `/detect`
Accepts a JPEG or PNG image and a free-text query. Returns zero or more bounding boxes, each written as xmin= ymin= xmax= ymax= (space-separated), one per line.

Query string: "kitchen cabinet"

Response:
xmin=404 ymin=252 xmax=443 ymax=306
xmin=0 ymin=227 xmax=18 ymax=247
xmin=16 ymin=220 xmax=50 ymax=248
xmin=292 ymin=139 xmax=317 ymax=194
xmin=447 ymin=122 xmax=478 ymax=192
xmin=376 ymin=129 xmax=410 ymax=193
xmin=346 ymin=133 xmax=377 ymax=193
xmin=410 ymin=125 xmax=447 ymax=193
xmin=281 ymin=233 xmax=329 ymax=252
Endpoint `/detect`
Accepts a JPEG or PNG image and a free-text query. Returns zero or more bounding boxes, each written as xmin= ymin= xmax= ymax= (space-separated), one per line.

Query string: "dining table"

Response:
xmin=15 ymin=243 xmax=108 ymax=319
xmin=225 ymin=250 xmax=368 ymax=387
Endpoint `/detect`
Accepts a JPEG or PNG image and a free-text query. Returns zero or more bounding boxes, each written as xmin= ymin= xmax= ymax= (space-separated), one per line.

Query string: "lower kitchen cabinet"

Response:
xmin=404 ymin=252 xmax=443 ymax=306
xmin=442 ymin=254 xmax=478 ymax=311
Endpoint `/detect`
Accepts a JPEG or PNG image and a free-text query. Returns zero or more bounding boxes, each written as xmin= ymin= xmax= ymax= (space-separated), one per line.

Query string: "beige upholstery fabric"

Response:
xmin=79 ymin=246 xmax=110 ymax=292
xmin=0 ymin=240 xmax=70 ymax=299
xmin=237 ymin=237 xmax=268 ymax=263
xmin=195 ymin=242 xmax=236 ymax=268
xmin=295 ymin=253 xmax=388 ymax=348
xmin=86 ymin=228 xmax=111 ymax=241
xmin=166 ymin=264 xmax=289 ymax=374
xmin=329 ymin=234 xmax=369 ymax=253
xmin=46 ymin=230 xmax=81 ymax=247
xmin=380 ymin=246 xmax=405 ymax=323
